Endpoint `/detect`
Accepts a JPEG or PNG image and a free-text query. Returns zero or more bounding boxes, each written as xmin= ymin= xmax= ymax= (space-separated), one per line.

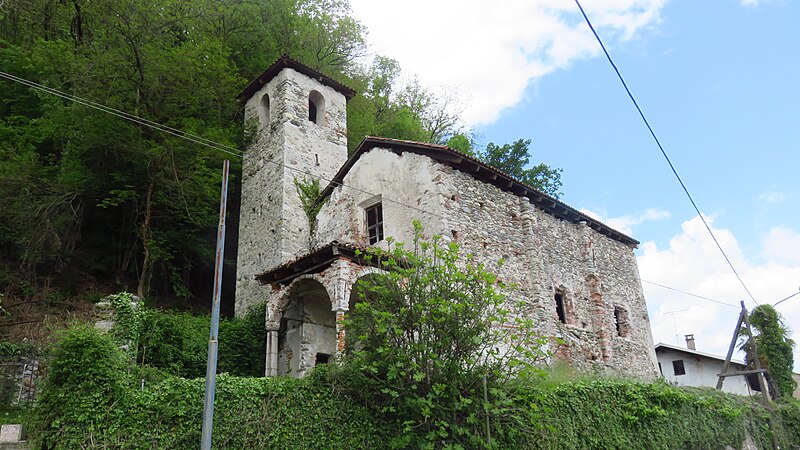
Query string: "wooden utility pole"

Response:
xmin=716 ymin=301 xmax=770 ymax=404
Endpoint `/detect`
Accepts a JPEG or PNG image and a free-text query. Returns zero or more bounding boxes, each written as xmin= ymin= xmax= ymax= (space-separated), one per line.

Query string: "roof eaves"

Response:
xmin=237 ymin=55 xmax=357 ymax=103
xmin=319 ymin=137 xmax=639 ymax=247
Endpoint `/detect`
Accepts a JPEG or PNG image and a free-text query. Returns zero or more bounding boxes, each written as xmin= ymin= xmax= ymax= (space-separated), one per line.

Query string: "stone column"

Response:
xmin=265 ymin=329 xmax=279 ymax=377
xmin=334 ymin=309 xmax=347 ymax=357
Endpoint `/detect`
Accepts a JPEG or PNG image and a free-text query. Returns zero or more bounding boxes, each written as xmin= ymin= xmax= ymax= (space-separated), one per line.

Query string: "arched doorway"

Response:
xmin=277 ymin=279 xmax=336 ymax=377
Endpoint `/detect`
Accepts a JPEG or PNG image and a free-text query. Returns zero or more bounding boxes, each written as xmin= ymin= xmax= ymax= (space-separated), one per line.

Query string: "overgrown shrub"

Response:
xmin=342 ymin=225 xmax=548 ymax=448
xmin=31 ymin=327 xmax=387 ymax=449
xmin=30 ymin=326 xmax=797 ymax=449
xmin=115 ymin=300 xmax=267 ymax=378
xmin=31 ymin=326 xmax=132 ymax=449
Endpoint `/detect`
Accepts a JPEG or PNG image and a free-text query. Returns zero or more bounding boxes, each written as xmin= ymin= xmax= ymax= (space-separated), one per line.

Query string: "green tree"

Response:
xmin=341 ymin=223 xmax=547 ymax=448
xmin=480 ymin=139 xmax=563 ymax=198
xmin=739 ymin=304 xmax=796 ymax=398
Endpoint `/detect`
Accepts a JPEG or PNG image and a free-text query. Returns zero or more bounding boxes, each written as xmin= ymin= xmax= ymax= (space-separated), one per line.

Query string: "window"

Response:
xmin=672 ymin=359 xmax=686 ymax=376
xmin=308 ymin=90 xmax=325 ymax=125
xmin=315 ymin=353 xmax=331 ymax=365
xmin=554 ymin=292 xmax=567 ymax=324
xmin=366 ymin=203 xmax=384 ymax=245
xmin=259 ymin=93 xmax=270 ymax=125
xmin=614 ymin=306 xmax=629 ymax=337
xmin=308 ymin=98 xmax=317 ymax=122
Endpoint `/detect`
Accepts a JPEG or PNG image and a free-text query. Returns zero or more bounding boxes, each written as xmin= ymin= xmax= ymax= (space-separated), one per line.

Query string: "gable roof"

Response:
xmin=655 ymin=342 xmax=746 ymax=366
xmin=238 ymin=55 xmax=357 ymax=102
xmin=320 ymin=136 xmax=639 ymax=247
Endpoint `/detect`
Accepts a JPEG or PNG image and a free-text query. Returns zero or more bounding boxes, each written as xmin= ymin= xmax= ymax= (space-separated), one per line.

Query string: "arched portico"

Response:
xmin=258 ymin=243 xmax=389 ymax=377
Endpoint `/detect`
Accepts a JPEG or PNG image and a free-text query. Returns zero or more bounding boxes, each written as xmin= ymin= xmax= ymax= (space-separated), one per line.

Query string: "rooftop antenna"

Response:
xmin=663 ymin=308 xmax=689 ymax=345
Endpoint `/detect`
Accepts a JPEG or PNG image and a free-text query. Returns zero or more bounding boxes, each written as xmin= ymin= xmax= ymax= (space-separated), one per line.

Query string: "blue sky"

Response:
xmin=350 ymin=0 xmax=800 ymax=370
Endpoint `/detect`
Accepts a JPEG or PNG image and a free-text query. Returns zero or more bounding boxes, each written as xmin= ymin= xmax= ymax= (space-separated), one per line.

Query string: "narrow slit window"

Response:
xmin=554 ymin=292 xmax=567 ymax=324
xmin=614 ymin=306 xmax=629 ymax=337
xmin=308 ymin=98 xmax=317 ymax=122
xmin=308 ymin=90 xmax=325 ymax=125
xmin=366 ymin=203 xmax=384 ymax=245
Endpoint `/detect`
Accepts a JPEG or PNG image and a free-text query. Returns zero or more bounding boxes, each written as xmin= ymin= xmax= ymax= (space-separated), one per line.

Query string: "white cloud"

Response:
xmin=349 ymin=0 xmax=669 ymax=125
xmin=762 ymin=227 xmax=800 ymax=265
xmin=741 ymin=0 xmax=759 ymax=5
xmin=638 ymin=216 xmax=800 ymax=370
xmin=579 ymin=207 xmax=670 ymax=235
xmin=758 ymin=191 xmax=787 ymax=204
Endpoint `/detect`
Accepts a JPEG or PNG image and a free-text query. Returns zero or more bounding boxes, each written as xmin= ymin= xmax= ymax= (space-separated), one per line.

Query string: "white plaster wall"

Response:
xmin=315 ymin=148 xmax=659 ymax=379
xmin=236 ymin=67 xmax=348 ymax=315
xmin=656 ymin=349 xmax=752 ymax=395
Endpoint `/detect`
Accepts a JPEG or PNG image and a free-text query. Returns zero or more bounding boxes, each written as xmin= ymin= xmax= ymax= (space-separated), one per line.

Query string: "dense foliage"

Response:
xmin=341 ymin=224 xmax=548 ymax=447
xmin=108 ymin=295 xmax=268 ymax=378
xmin=739 ymin=304 xmax=797 ymax=398
xmin=31 ymin=326 xmax=385 ymax=449
xmin=0 ymin=0 xmax=565 ymax=321
xmin=30 ymin=325 xmax=800 ymax=449
xmin=0 ymin=0 xmax=462 ymax=310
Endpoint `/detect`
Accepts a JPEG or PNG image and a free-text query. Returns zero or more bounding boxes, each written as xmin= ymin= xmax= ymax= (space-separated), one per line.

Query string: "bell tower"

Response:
xmin=235 ymin=56 xmax=355 ymax=314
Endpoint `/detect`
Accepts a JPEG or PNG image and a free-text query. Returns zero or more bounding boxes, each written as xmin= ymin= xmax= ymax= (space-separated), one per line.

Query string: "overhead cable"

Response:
xmin=0 ymin=70 xmax=445 ymax=221
xmin=574 ymin=0 xmax=759 ymax=306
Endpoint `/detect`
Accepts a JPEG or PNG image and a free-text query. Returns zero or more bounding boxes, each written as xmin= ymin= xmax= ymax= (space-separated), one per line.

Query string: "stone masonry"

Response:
xmin=235 ymin=56 xmax=659 ymax=379
xmin=235 ymin=59 xmax=350 ymax=315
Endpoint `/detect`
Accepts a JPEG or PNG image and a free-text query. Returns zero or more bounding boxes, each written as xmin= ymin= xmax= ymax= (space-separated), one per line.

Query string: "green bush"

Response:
xmin=29 ymin=319 xmax=797 ymax=449
xmin=117 ymin=301 xmax=267 ymax=378
xmin=31 ymin=328 xmax=387 ymax=449
xmin=775 ymin=397 xmax=800 ymax=446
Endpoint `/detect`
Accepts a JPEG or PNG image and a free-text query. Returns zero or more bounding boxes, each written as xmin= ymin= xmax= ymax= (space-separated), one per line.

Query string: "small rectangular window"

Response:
xmin=554 ymin=292 xmax=566 ymax=324
xmin=366 ymin=203 xmax=384 ymax=245
xmin=315 ymin=353 xmax=330 ymax=365
xmin=672 ymin=359 xmax=686 ymax=376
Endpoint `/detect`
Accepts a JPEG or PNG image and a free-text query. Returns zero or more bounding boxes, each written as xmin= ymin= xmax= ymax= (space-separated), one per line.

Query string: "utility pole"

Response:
xmin=201 ymin=160 xmax=229 ymax=450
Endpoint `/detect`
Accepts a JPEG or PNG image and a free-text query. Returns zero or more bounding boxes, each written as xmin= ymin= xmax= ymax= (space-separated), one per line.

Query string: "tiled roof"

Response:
xmin=238 ymin=55 xmax=357 ymax=102
xmin=255 ymin=241 xmax=378 ymax=286
xmin=319 ymin=136 xmax=639 ymax=247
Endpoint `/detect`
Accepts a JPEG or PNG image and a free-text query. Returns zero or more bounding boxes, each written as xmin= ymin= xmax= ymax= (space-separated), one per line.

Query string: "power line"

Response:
xmin=0 ymin=70 xmax=445 ymax=221
xmin=0 ymin=71 xmax=245 ymax=159
xmin=574 ymin=0 xmax=759 ymax=307
xmin=641 ymin=279 xmax=738 ymax=308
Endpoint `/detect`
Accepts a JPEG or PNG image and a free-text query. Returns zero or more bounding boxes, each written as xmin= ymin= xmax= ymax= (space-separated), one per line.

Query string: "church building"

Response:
xmin=234 ymin=56 xmax=659 ymax=379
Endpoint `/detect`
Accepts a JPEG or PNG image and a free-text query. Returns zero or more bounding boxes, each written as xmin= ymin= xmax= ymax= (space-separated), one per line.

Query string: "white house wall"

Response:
xmin=656 ymin=348 xmax=751 ymax=395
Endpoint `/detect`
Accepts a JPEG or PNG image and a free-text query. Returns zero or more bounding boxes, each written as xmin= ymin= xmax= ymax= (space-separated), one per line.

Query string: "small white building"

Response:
xmin=655 ymin=338 xmax=755 ymax=396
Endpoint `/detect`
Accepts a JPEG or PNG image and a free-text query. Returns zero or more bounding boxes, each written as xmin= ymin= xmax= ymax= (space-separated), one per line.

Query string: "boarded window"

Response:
xmin=366 ymin=203 xmax=384 ymax=245
xmin=554 ymin=292 xmax=567 ymax=324
xmin=672 ymin=359 xmax=686 ymax=376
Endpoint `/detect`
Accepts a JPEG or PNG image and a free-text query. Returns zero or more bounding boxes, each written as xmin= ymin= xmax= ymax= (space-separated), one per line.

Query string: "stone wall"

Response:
xmin=236 ymin=67 xmax=348 ymax=315
xmin=314 ymin=148 xmax=658 ymax=379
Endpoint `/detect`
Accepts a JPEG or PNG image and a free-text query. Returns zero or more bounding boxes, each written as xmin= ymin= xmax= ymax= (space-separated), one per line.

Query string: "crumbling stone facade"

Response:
xmin=236 ymin=56 xmax=659 ymax=380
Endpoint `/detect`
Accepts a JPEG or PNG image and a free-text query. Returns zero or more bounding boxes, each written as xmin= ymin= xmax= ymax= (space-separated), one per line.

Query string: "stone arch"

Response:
xmin=258 ymin=92 xmax=270 ymax=126
xmin=308 ymin=90 xmax=325 ymax=125
xmin=275 ymin=278 xmax=336 ymax=377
